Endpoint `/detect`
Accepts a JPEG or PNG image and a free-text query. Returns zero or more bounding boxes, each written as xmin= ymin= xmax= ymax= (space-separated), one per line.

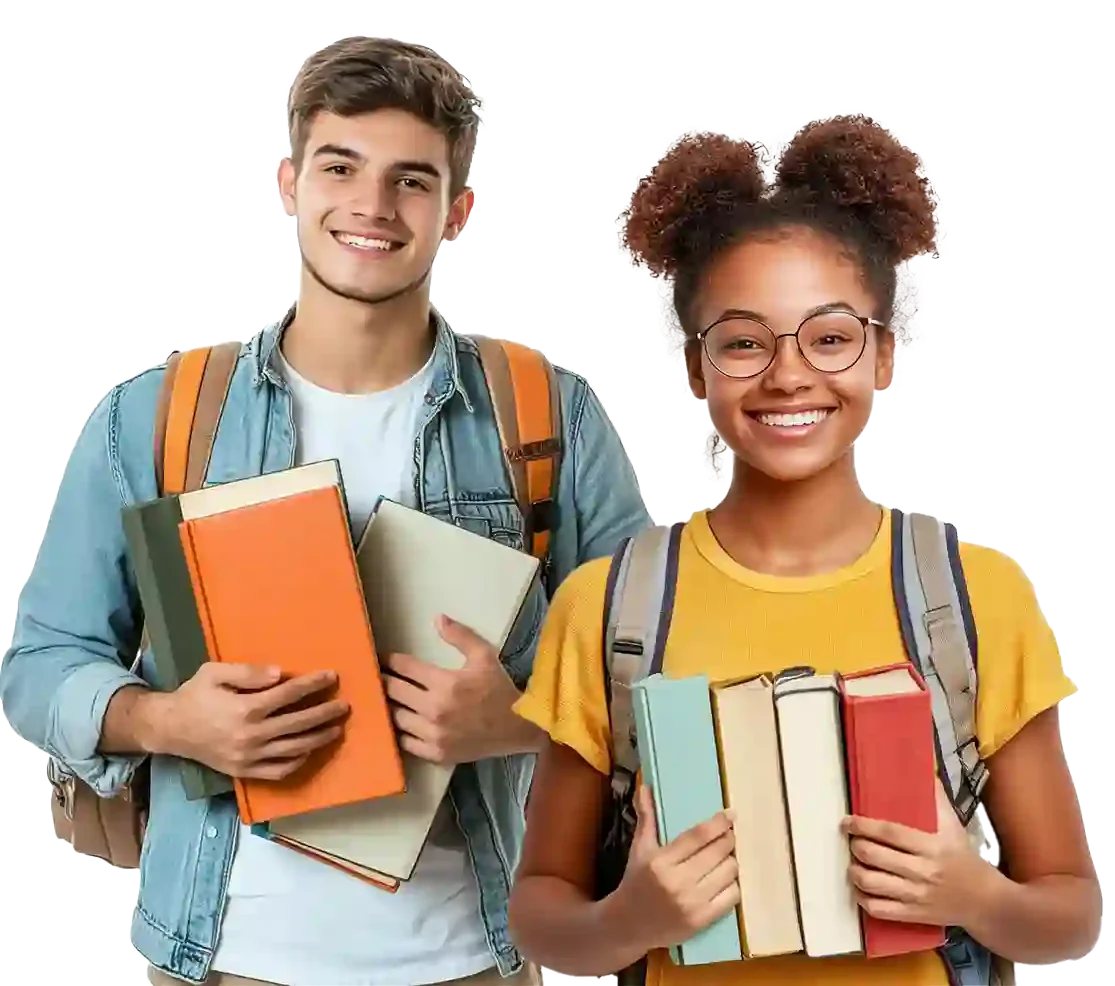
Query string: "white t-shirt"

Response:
xmin=210 ymin=347 xmax=493 ymax=986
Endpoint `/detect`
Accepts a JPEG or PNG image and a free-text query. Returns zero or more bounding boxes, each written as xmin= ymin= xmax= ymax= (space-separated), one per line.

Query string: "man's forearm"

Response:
xmin=509 ymin=877 xmax=647 ymax=976
xmin=98 ymin=685 xmax=171 ymax=756
xmin=966 ymin=869 xmax=1102 ymax=964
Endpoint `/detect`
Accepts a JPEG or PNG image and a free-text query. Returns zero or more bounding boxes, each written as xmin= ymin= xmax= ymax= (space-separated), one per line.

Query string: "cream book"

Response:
xmin=258 ymin=498 xmax=541 ymax=885
xmin=711 ymin=674 xmax=803 ymax=959
xmin=177 ymin=459 xmax=343 ymax=519
xmin=773 ymin=669 xmax=863 ymax=959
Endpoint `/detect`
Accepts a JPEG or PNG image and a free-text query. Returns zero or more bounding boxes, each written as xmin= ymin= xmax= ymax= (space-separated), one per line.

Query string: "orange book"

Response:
xmin=838 ymin=662 xmax=944 ymax=958
xmin=178 ymin=484 xmax=405 ymax=825
xmin=264 ymin=835 xmax=401 ymax=893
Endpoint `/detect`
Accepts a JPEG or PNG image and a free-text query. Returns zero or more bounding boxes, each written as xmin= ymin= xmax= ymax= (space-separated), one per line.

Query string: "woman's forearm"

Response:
xmin=508 ymin=876 xmax=649 ymax=976
xmin=965 ymin=869 xmax=1102 ymax=964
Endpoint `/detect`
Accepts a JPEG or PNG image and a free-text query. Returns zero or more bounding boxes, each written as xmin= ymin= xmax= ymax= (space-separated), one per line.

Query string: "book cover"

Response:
xmin=839 ymin=662 xmax=944 ymax=957
xmin=250 ymin=822 xmax=401 ymax=893
xmin=260 ymin=498 xmax=541 ymax=882
xmin=710 ymin=674 xmax=802 ymax=958
xmin=773 ymin=669 xmax=863 ymax=959
xmin=633 ymin=672 xmax=743 ymax=967
xmin=178 ymin=483 xmax=404 ymax=825
xmin=122 ymin=495 xmax=232 ymax=800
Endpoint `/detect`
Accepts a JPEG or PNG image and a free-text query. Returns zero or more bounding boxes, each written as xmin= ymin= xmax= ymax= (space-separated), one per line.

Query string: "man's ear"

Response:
xmin=443 ymin=187 xmax=475 ymax=241
xmin=278 ymin=158 xmax=297 ymax=217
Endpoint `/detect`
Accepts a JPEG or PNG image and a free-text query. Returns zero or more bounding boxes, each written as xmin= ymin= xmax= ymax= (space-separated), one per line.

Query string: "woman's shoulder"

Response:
xmin=547 ymin=554 xmax=614 ymax=626
xmin=956 ymin=538 xmax=1041 ymax=615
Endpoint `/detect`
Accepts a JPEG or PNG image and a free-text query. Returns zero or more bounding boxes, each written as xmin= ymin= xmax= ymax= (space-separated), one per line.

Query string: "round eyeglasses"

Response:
xmin=694 ymin=310 xmax=884 ymax=379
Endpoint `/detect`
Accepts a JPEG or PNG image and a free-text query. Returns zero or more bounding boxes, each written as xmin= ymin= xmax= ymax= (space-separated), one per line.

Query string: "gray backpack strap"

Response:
xmin=603 ymin=524 xmax=685 ymax=776
xmin=597 ymin=522 xmax=683 ymax=986
xmin=891 ymin=510 xmax=987 ymax=825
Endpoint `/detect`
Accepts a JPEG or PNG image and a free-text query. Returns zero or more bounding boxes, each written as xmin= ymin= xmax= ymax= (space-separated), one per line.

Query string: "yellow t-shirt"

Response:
xmin=514 ymin=508 xmax=1076 ymax=986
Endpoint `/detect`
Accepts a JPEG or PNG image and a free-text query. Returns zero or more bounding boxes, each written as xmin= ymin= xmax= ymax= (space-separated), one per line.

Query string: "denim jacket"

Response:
xmin=0 ymin=307 xmax=651 ymax=982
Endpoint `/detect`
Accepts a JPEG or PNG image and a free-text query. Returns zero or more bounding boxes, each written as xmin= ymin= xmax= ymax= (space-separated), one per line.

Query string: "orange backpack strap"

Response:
xmin=154 ymin=341 xmax=241 ymax=496
xmin=470 ymin=336 xmax=562 ymax=561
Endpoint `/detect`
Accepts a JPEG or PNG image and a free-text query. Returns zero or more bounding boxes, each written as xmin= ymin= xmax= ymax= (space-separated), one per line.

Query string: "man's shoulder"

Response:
xmin=452 ymin=333 xmax=588 ymax=386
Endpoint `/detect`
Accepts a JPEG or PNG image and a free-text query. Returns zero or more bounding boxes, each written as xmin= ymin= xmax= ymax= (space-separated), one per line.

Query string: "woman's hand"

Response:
xmin=843 ymin=781 xmax=997 ymax=929
xmin=610 ymin=784 xmax=741 ymax=952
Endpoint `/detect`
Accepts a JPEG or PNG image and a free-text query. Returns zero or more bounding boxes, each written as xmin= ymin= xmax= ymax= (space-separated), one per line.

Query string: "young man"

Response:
xmin=0 ymin=37 xmax=650 ymax=986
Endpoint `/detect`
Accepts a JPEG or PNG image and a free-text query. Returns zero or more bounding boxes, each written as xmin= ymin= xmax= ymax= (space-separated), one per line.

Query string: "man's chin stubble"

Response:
xmin=302 ymin=252 xmax=434 ymax=307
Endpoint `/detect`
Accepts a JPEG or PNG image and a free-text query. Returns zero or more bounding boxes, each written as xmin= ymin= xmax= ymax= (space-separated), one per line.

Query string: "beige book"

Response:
xmin=266 ymin=497 xmax=541 ymax=883
xmin=177 ymin=459 xmax=342 ymax=519
xmin=773 ymin=671 xmax=863 ymax=958
xmin=711 ymin=675 xmax=803 ymax=958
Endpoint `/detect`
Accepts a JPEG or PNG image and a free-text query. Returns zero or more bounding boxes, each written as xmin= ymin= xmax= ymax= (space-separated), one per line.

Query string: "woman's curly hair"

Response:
xmin=621 ymin=115 xmax=937 ymax=334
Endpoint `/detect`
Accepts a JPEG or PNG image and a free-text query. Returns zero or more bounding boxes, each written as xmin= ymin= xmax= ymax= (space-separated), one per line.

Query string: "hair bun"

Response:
xmin=775 ymin=115 xmax=937 ymax=263
xmin=622 ymin=133 xmax=765 ymax=278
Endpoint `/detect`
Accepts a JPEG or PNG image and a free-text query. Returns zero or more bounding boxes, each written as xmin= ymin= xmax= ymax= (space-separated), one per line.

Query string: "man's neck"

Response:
xmin=279 ymin=274 xmax=437 ymax=394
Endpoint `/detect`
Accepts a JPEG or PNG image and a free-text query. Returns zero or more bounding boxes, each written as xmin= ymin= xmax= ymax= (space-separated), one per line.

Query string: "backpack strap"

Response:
xmin=155 ymin=342 xmax=242 ymax=497
xmin=139 ymin=342 xmax=240 ymax=672
xmin=598 ymin=523 xmax=683 ymax=986
xmin=469 ymin=336 xmax=562 ymax=563
xmin=891 ymin=509 xmax=987 ymax=825
xmin=602 ymin=524 xmax=684 ymax=780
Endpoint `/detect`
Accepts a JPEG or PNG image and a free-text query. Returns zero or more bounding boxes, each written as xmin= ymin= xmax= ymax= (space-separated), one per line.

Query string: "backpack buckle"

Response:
xmin=950 ymin=738 xmax=988 ymax=826
xmin=529 ymin=498 xmax=555 ymax=534
xmin=612 ymin=638 xmax=644 ymax=656
xmin=506 ymin=438 xmax=561 ymax=463
xmin=958 ymin=737 xmax=988 ymax=798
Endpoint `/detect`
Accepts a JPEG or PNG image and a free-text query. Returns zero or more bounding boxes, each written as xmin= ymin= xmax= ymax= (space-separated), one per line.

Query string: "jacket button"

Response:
xmin=205 ymin=825 xmax=218 ymax=839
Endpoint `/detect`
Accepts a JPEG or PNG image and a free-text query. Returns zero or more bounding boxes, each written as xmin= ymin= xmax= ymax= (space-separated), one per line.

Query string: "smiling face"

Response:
xmin=686 ymin=227 xmax=895 ymax=483
xmin=278 ymin=108 xmax=473 ymax=306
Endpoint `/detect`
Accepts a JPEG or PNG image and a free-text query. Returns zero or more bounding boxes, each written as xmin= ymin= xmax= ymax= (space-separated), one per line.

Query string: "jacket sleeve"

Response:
xmin=0 ymin=384 xmax=147 ymax=797
xmin=548 ymin=373 xmax=653 ymax=592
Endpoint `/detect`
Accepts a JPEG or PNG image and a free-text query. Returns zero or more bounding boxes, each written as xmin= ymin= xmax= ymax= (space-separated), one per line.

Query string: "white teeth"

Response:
xmin=756 ymin=409 xmax=831 ymax=428
xmin=336 ymin=233 xmax=395 ymax=251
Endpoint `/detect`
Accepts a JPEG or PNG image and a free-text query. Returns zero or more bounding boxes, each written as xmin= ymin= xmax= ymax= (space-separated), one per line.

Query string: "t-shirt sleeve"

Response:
xmin=961 ymin=543 xmax=1078 ymax=759
xmin=513 ymin=557 xmax=613 ymax=776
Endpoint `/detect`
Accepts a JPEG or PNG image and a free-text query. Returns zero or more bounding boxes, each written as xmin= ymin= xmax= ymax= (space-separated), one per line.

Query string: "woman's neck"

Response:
xmin=708 ymin=450 xmax=881 ymax=577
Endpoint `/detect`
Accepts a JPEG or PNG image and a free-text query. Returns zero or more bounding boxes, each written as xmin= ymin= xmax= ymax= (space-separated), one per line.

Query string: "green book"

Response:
xmin=122 ymin=495 xmax=233 ymax=800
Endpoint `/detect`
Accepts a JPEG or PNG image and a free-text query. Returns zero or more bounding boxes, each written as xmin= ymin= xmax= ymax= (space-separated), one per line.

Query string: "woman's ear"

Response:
xmin=686 ymin=339 xmax=707 ymax=399
xmin=874 ymin=328 xmax=896 ymax=391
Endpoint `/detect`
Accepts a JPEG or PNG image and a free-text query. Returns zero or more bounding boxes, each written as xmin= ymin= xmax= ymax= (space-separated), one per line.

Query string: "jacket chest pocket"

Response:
xmin=427 ymin=496 xmax=546 ymax=688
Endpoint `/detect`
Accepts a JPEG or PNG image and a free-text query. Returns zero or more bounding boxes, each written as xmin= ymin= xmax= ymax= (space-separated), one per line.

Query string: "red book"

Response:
xmin=838 ymin=662 xmax=945 ymax=958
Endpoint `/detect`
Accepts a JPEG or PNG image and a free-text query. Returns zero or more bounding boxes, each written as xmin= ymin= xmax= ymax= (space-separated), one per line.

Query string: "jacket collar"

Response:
xmin=250 ymin=303 xmax=472 ymax=410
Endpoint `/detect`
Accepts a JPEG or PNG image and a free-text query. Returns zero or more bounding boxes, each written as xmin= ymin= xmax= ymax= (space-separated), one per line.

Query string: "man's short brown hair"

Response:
xmin=288 ymin=37 xmax=482 ymax=196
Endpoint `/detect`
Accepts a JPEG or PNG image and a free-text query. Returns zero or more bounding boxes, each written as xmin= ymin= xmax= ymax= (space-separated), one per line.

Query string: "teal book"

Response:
xmin=632 ymin=672 xmax=743 ymax=967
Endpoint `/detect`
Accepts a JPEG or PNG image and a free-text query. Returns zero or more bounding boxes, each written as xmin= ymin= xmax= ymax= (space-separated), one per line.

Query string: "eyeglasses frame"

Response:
xmin=693 ymin=310 xmax=887 ymax=379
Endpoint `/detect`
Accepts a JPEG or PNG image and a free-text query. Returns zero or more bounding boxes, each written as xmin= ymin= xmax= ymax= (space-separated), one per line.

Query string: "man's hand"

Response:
xmin=137 ymin=663 xmax=350 ymax=780
xmin=383 ymin=615 xmax=543 ymax=764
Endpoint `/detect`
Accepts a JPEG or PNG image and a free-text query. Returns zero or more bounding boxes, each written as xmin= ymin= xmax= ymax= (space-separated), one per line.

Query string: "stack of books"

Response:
xmin=123 ymin=459 xmax=540 ymax=892
xmin=633 ymin=661 xmax=941 ymax=967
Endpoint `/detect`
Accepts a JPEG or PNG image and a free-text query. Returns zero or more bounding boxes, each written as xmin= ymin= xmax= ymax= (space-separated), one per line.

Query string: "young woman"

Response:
xmin=507 ymin=117 xmax=1102 ymax=985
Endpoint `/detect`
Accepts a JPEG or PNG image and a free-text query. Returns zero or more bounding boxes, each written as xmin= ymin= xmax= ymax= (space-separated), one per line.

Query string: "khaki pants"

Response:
xmin=147 ymin=961 xmax=543 ymax=985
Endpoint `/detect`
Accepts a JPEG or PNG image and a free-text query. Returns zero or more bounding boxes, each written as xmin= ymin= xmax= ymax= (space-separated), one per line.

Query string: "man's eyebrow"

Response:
xmin=311 ymin=143 xmax=364 ymax=162
xmin=391 ymin=160 xmax=444 ymax=179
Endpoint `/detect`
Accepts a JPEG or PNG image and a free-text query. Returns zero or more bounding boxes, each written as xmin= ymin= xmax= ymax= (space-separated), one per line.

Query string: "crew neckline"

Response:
xmin=687 ymin=506 xmax=891 ymax=593
xmin=276 ymin=345 xmax=435 ymax=402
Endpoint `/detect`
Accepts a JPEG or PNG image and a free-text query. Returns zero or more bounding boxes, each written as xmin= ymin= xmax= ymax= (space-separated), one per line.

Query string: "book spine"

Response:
xmin=844 ymin=688 xmax=943 ymax=957
xmin=179 ymin=518 xmax=253 ymax=824
xmin=122 ymin=507 xmax=181 ymax=689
